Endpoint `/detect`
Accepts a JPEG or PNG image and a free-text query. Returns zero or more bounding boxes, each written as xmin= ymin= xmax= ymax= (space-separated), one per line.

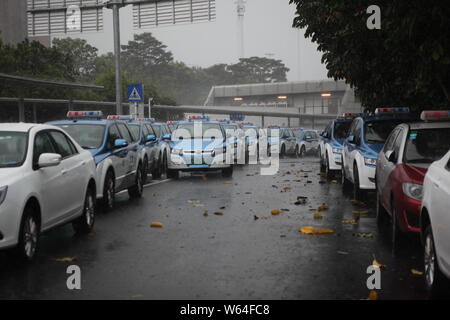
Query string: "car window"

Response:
xmin=145 ymin=124 xmax=155 ymax=136
xmin=108 ymin=124 xmax=122 ymax=149
xmin=392 ymin=129 xmax=404 ymax=161
xmin=49 ymin=131 xmax=75 ymax=159
xmin=364 ymin=120 xmax=405 ymax=144
xmin=128 ymin=124 xmax=141 ymax=142
xmin=152 ymin=125 xmax=162 ymax=138
xmin=404 ymin=128 xmax=450 ymax=164
xmin=383 ymin=129 xmax=399 ymax=154
xmin=56 ymin=124 xmax=105 ymax=150
xmin=0 ymin=131 xmax=28 ymax=168
xmin=34 ymin=132 xmax=57 ymax=166
xmin=354 ymin=121 xmax=362 ymax=144
xmin=117 ymin=123 xmax=133 ymax=143
xmin=333 ymin=121 xmax=351 ymax=139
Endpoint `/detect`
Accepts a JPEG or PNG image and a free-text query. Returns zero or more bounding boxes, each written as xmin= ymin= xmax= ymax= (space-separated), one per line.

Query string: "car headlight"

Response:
xmin=402 ymin=183 xmax=423 ymax=201
xmin=172 ymin=148 xmax=183 ymax=156
xmin=0 ymin=186 xmax=8 ymax=206
xmin=364 ymin=157 xmax=377 ymax=166
xmin=332 ymin=148 xmax=342 ymax=154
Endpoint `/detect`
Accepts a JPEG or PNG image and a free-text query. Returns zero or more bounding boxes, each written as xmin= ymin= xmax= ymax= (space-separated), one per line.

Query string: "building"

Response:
xmin=203 ymin=80 xmax=362 ymax=128
xmin=0 ymin=0 xmax=50 ymax=46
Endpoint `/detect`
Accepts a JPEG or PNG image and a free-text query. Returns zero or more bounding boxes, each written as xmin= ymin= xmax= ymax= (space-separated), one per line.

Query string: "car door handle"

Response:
xmin=61 ymin=169 xmax=67 ymax=175
xmin=81 ymin=160 xmax=86 ymax=166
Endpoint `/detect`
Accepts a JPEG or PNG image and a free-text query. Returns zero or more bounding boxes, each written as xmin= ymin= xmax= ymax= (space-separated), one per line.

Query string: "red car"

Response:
xmin=375 ymin=111 xmax=450 ymax=247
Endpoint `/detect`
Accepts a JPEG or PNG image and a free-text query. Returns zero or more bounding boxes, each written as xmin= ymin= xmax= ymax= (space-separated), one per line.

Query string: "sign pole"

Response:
xmin=112 ymin=3 xmax=123 ymax=115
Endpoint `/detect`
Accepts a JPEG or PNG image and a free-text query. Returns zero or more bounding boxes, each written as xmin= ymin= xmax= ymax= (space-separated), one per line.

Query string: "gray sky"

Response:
xmin=63 ymin=0 xmax=328 ymax=81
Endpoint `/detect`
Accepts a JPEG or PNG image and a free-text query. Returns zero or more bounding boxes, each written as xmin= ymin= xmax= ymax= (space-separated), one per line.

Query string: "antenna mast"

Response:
xmin=236 ymin=0 xmax=245 ymax=60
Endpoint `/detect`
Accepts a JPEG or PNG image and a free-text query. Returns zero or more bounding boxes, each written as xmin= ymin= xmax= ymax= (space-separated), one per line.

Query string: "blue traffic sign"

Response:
xmin=127 ymin=84 xmax=143 ymax=102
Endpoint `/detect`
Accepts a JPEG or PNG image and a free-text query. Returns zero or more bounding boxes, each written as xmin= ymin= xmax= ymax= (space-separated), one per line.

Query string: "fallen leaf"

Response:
xmin=353 ymin=232 xmax=373 ymax=238
xmin=337 ymin=251 xmax=349 ymax=255
xmin=342 ymin=219 xmax=358 ymax=224
xmin=203 ymin=210 xmax=208 ymax=217
xmin=254 ymin=215 xmax=259 ymax=220
xmin=411 ymin=269 xmax=424 ymax=276
xmin=150 ymin=222 xmax=163 ymax=228
xmin=317 ymin=205 xmax=329 ymax=211
xmin=367 ymin=290 xmax=378 ymax=300
xmin=313 ymin=213 xmax=324 ymax=219
xmin=214 ymin=211 xmax=224 ymax=216
xmin=299 ymin=226 xmax=334 ymax=234
xmin=330 ymin=180 xmax=338 ymax=184
xmin=372 ymin=258 xmax=387 ymax=270
xmin=223 ymin=181 xmax=233 ymax=184
xmin=193 ymin=203 xmax=204 ymax=207
xmin=351 ymin=200 xmax=366 ymax=207
xmin=353 ymin=210 xmax=369 ymax=215
xmin=271 ymin=209 xmax=282 ymax=215
xmin=55 ymin=257 xmax=77 ymax=262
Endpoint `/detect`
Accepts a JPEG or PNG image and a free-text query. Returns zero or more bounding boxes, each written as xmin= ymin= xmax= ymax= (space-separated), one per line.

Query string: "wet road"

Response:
xmin=0 ymin=157 xmax=430 ymax=299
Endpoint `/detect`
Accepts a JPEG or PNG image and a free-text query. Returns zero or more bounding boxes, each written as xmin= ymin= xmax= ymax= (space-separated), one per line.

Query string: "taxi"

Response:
xmin=375 ymin=111 xmax=450 ymax=246
xmin=241 ymin=122 xmax=261 ymax=163
xmin=151 ymin=121 xmax=173 ymax=178
xmin=267 ymin=126 xmax=297 ymax=158
xmin=0 ymin=123 xmax=97 ymax=261
xmin=167 ymin=120 xmax=179 ymax=133
xmin=294 ymin=129 xmax=319 ymax=157
xmin=48 ymin=111 xmax=143 ymax=211
xmin=127 ymin=118 xmax=159 ymax=183
xmin=168 ymin=116 xmax=233 ymax=179
xmin=421 ymin=145 xmax=450 ymax=295
xmin=218 ymin=119 xmax=244 ymax=164
xmin=319 ymin=114 xmax=358 ymax=178
xmin=342 ymin=108 xmax=414 ymax=200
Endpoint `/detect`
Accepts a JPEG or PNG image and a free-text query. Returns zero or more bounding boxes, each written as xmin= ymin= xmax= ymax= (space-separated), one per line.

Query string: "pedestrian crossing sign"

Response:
xmin=127 ymin=84 xmax=143 ymax=102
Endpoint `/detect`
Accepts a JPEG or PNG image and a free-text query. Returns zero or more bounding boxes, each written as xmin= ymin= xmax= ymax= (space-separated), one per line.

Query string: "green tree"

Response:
xmin=290 ymin=0 xmax=450 ymax=111
xmin=228 ymin=57 xmax=289 ymax=83
xmin=52 ymin=38 xmax=99 ymax=81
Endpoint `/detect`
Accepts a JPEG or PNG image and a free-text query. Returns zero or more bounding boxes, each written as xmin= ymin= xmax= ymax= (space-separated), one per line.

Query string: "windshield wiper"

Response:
xmin=366 ymin=139 xmax=384 ymax=144
xmin=81 ymin=146 xmax=96 ymax=149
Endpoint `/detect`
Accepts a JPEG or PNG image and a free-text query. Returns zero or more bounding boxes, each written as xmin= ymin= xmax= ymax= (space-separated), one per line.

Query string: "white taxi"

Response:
xmin=0 ymin=123 xmax=97 ymax=261
xmin=420 ymin=113 xmax=450 ymax=295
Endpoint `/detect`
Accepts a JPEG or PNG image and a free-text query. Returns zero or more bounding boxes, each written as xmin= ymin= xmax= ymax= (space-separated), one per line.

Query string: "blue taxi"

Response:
xmin=167 ymin=116 xmax=233 ymax=179
xmin=48 ymin=111 xmax=143 ymax=211
xmin=319 ymin=114 xmax=359 ymax=178
xmin=341 ymin=108 xmax=414 ymax=200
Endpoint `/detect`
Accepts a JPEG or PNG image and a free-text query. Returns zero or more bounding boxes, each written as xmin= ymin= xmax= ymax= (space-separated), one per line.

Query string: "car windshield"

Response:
xmin=404 ymin=128 xmax=450 ymax=164
xmin=334 ymin=121 xmax=351 ymax=139
xmin=56 ymin=124 xmax=105 ymax=149
xmin=128 ymin=124 xmax=141 ymax=141
xmin=364 ymin=120 xmax=406 ymax=144
xmin=0 ymin=132 xmax=28 ymax=168
xmin=174 ymin=123 xmax=224 ymax=139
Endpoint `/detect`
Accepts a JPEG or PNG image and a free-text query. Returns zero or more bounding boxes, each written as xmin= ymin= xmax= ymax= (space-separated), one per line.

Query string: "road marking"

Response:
xmin=116 ymin=178 xmax=172 ymax=195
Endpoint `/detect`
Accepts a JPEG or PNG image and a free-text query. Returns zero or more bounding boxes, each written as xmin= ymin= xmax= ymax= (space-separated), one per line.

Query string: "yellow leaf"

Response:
xmin=372 ymin=258 xmax=387 ymax=270
xmin=150 ymin=222 xmax=163 ymax=228
xmin=313 ymin=213 xmax=324 ymax=219
xmin=342 ymin=219 xmax=358 ymax=224
xmin=55 ymin=257 xmax=77 ymax=262
xmin=367 ymin=290 xmax=378 ymax=300
xmin=411 ymin=269 xmax=423 ymax=276
xmin=317 ymin=205 xmax=329 ymax=211
xmin=299 ymin=226 xmax=334 ymax=234
xmin=282 ymin=186 xmax=292 ymax=191
xmin=353 ymin=232 xmax=373 ymax=238
xmin=271 ymin=209 xmax=282 ymax=215
xmin=203 ymin=210 xmax=208 ymax=217
xmin=330 ymin=180 xmax=338 ymax=184
xmin=223 ymin=181 xmax=233 ymax=184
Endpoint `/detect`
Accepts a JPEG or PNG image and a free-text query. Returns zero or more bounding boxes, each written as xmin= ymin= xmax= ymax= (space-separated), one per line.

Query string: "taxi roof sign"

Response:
xmin=420 ymin=110 xmax=450 ymax=121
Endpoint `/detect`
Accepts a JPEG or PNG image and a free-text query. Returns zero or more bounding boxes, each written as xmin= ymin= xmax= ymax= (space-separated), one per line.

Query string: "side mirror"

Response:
xmin=386 ymin=150 xmax=396 ymax=163
xmin=347 ymin=135 xmax=355 ymax=144
xmin=114 ymin=138 xmax=128 ymax=149
xmin=146 ymin=135 xmax=156 ymax=142
xmin=38 ymin=153 xmax=61 ymax=168
xmin=162 ymin=134 xmax=171 ymax=140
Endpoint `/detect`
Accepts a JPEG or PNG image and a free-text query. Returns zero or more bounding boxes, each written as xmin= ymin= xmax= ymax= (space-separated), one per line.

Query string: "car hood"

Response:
xmin=0 ymin=167 xmax=25 ymax=186
xmin=172 ymin=139 xmax=224 ymax=151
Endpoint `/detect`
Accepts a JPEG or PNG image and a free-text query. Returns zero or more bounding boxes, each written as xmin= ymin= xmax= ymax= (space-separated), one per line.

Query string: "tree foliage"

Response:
xmin=290 ymin=0 xmax=450 ymax=111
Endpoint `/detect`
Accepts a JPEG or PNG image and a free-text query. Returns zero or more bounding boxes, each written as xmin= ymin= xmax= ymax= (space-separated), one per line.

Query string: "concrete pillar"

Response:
xmin=18 ymin=98 xmax=25 ymax=122
xmin=261 ymin=115 xmax=265 ymax=128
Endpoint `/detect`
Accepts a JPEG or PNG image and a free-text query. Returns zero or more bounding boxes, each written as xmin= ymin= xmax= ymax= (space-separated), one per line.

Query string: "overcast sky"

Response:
xmin=63 ymin=0 xmax=329 ymax=81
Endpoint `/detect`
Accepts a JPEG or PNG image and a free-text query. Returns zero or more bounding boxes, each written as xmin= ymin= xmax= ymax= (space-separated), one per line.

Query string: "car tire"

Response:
xmin=152 ymin=155 xmax=163 ymax=179
xmin=128 ymin=164 xmax=144 ymax=198
xmin=424 ymin=225 xmax=448 ymax=298
xmin=280 ymin=144 xmax=286 ymax=159
xmin=376 ymin=191 xmax=389 ymax=228
xmin=295 ymin=145 xmax=300 ymax=158
xmin=222 ymin=166 xmax=233 ymax=177
xmin=391 ymin=201 xmax=402 ymax=249
xmin=12 ymin=207 xmax=40 ymax=262
xmin=102 ymin=170 xmax=115 ymax=212
xmin=341 ymin=165 xmax=351 ymax=191
xmin=353 ymin=163 xmax=365 ymax=201
xmin=142 ymin=157 xmax=149 ymax=184
xmin=73 ymin=187 xmax=96 ymax=234
xmin=167 ymin=168 xmax=179 ymax=179
xmin=319 ymin=149 xmax=326 ymax=173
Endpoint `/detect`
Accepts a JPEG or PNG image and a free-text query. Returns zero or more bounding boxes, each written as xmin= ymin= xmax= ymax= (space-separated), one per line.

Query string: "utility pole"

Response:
xmin=106 ymin=0 xmax=124 ymax=115
xmin=236 ymin=0 xmax=245 ymax=60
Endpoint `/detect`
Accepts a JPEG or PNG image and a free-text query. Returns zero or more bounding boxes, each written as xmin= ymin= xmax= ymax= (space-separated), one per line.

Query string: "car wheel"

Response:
xmin=353 ymin=164 xmax=364 ymax=201
xmin=222 ymin=166 xmax=233 ymax=177
xmin=319 ymin=149 xmax=326 ymax=173
xmin=167 ymin=168 xmax=179 ymax=179
xmin=280 ymin=144 xmax=286 ymax=159
xmin=73 ymin=187 xmax=96 ymax=234
xmin=391 ymin=202 xmax=402 ymax=249
xmin=152 ymin=154 xmax=163 ymax=179
xmin=102 ymin=171 xmax=115 ymax=212
xmin=300 ymin=145 xmax=306 ymax=158
xmin=13 ymin=208 xmax=40 ymax=262
xmin=142 ymin=157 xmax=148 ymax=184
xmin=376 ymin=191 xmax=389 ymax=228
xmin=295 ymin=145 xmax=300 ymax=158
xmin=162 ymin=153 xmax=168 ymax=177
xmin=128 ymin=164 xmax=144 ymax=198
xmin=424 ymin=225 xmax=448 ymax=297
